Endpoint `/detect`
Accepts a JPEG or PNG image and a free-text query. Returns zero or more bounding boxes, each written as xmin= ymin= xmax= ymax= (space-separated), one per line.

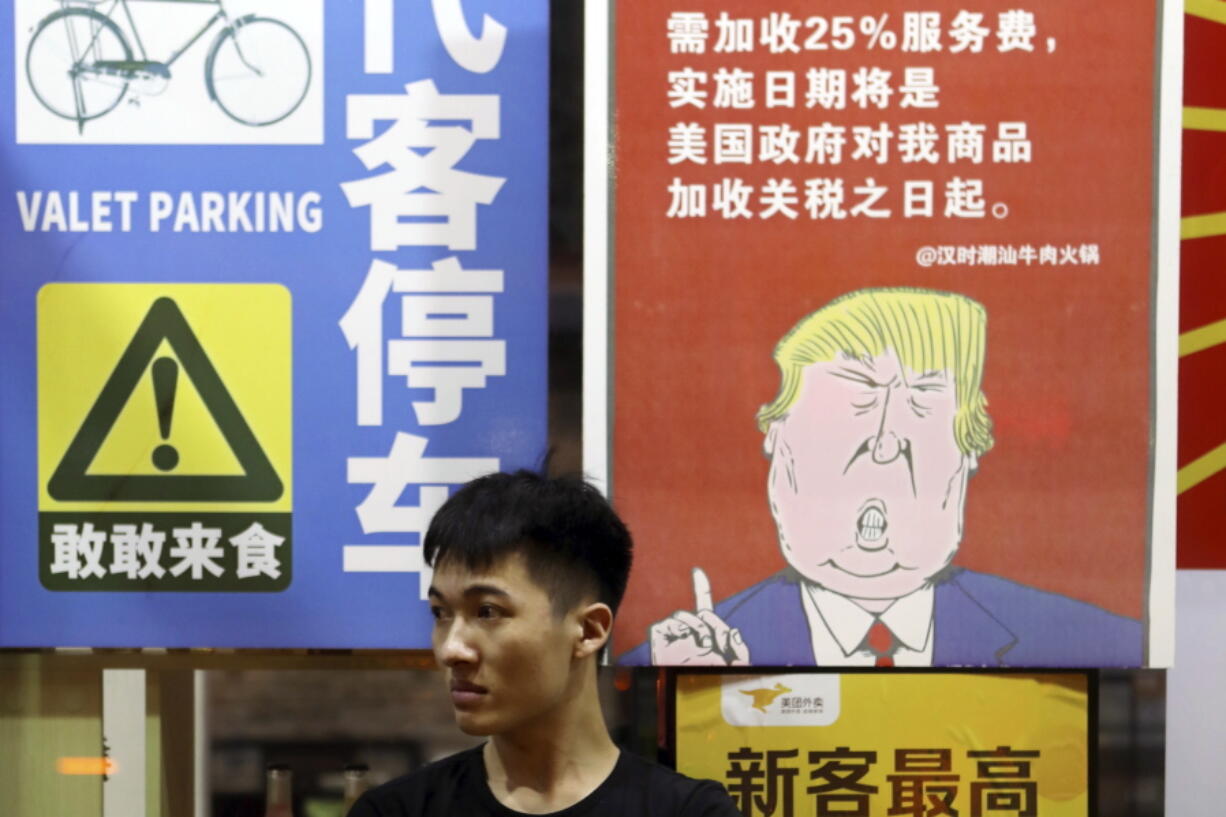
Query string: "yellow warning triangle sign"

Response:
xmin=48 ymin=297 xmax=282 ymax=502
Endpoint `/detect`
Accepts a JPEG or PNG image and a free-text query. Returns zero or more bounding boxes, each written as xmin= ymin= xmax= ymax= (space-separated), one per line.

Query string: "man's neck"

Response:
xmin=482 ymin=667 xmax=619 ymax=814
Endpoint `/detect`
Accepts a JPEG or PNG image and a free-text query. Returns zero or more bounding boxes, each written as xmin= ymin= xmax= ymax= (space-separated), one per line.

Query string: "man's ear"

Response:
xmin=966 ymin=451 xmax=979 ymax=475
xmin=573 ymin=602 xmax=613 ymax=660
xmin=763 ymin=421 xmax=782 ymax=458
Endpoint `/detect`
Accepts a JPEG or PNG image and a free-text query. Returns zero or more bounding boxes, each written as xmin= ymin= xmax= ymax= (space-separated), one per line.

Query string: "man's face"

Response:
xmin=428 ymin=552 xmax=579 ymax=736
xmin=765 ymin=349 xmax=974 ymax=600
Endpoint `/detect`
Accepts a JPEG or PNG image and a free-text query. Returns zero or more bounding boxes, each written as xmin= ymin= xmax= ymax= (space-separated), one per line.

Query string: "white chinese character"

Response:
xmin=1079 ymin=244 xmax=1101 ymax=264
xmin=759 ymin=178 xmax=799 ymax=219
xmin=903 ymin=180 xmax=934 ymax=217
xmin=758 ymin=125 xmax=801 ymax=164
xmin=997 ymin=10 xmax=1036 ymax=52
xmin=957 ymin=246 xmax=976 ymax=264
xmin=348 ymin=432 xmax=498 ymax=534
xmin=851 ymin=68 xmax=892 ymax=109
xmin=899 ymin=67 xmax=939 ymax=109
xmin=230 ymin=522 xmax=286 ymax=580
xmin=902 ymin=12 xmax=943 ymax=52
xmin=667 ymin=12 xmax=708 ymax=54
xmin=1018 ymin=244 xmax=1038 ymax=265
xmin=1059 ymin=245 xmax=1080 ymax=264
xmin=667 ymin=122 xmax=707 ymax=165
xmin=432 ymin=0 xmax=506 ymax=73
xmin=388 ymin=339 xmax=505 ymax=426
xmin=898 ymin=123 xmax=940 ymax=163
xmin=764 ymin=71 xmax=795 ymax=108
xmin=401 ymin=295 xmax=493 ymax=339
xmin=363 ymin=0 xmax=394 ymax=74
xmin=713 ymin=123 xmax=754 ymax=164
xmin=110 ymin=523 xmax=166 ymax=580
xmin=712 ymin=178 xmax=754 ymax=218
xmin=668 ymin=68 xmax=708 ymax=108
xmin=1000 ymin=245 xmax=1019 ymax=264
xmin=666 ymin=178 xmax=707 ymax=218
xmin=805 ymin=68 xmax=847 ymax=110
xmin=713 ymin=68 xmax=755 ymax=108
xmin=168 ymin=523 xmax=225 ymax=580
xmin=759 ymin=12 xmax=801 ymax=53
xmin=1039 ymin=245 xmax=1058 ymax=264
xmin=805 ymin=124 xmax=847 ymax=165
xmin=340 ymin=257 xmax=504 ymax=427
xmin=342 ymin=80 xmax=503 ymax=251
xmin=939 ymin=246 xmax=956 ymax=265
xmin=49 ymin=523 xmax=107 ymax=580
xmin=803 ymin=178 xmax=847 ymax=219
xmin=850 ymin=178 xmax=891 ymax=217
xmin=946 ymin=121 xmax=986 ymax=163
xmin=992 ymin=122 xmax=1032 ymax=162
xmin=979 ymin=245 xmax=999 ymax=265
xmin=851 ymin=124 xmax=892 ymax=164
xmin=948 ymin=11 xmax=990 ymax=53
xmin=714 ymin=12 xmax=754 ymax=52
xmin=944 ymin=177 xmax=986 ymax=217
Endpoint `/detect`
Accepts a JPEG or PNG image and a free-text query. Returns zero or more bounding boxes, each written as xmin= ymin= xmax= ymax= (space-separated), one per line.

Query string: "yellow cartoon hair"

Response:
xmin=756 ymin=287 xmax=994 ymax=457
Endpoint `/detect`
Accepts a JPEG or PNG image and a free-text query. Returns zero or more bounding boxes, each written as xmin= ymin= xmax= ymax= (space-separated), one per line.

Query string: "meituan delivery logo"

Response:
xmin=740 ymin=682 xmax=792 ymax=713
xmin=721 ymin=675 xmax=841 ymax=727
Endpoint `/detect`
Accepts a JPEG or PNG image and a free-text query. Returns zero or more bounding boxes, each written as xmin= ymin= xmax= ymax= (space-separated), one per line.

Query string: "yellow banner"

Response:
xmin=676 ymin=672 xmax=1088 ymax=817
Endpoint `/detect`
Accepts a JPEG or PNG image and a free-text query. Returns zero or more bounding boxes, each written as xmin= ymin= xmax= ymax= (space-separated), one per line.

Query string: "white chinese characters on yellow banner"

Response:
xmin=676 ymin=672 xmax=1089 ymax=817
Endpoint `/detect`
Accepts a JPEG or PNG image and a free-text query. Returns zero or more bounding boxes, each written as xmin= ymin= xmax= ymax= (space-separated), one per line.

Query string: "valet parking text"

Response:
xmin=15 ymin=190 xmax=324 ymax=233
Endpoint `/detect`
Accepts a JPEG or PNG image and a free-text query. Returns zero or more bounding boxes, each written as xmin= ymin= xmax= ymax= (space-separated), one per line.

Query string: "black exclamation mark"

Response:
xmin=151 ymin=357 xmax=179 ymax=472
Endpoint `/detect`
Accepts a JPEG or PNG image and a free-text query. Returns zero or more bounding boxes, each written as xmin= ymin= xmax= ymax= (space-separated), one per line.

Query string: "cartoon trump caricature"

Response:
xmin=620 ymin=287 xmax=1142 ymax=667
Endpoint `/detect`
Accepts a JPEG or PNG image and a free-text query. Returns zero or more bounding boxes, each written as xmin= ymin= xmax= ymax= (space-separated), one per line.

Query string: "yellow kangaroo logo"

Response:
xmin=740 ymin=682 xmax=792 ymax=712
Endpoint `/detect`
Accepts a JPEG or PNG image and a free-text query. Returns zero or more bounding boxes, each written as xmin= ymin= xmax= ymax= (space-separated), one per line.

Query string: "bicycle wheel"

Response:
xmin=206 ymin=16 xmax=311 ymax=127
xmin=26 ymin=8 xmax=131 ymax=123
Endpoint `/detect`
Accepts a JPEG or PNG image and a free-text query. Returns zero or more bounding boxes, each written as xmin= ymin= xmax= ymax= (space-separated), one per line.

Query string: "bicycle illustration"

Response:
xmin=25 ymin=0 xmax=312 ymax=134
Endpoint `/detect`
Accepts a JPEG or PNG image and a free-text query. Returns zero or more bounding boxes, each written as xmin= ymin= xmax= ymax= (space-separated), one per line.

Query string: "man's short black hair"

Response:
xmin=423 ymin=470 xmax=633 ymax=616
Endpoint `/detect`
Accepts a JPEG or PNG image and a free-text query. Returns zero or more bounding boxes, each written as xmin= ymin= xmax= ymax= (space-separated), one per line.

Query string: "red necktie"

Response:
xmin=866 ymin=619 xmax=896 ymax=667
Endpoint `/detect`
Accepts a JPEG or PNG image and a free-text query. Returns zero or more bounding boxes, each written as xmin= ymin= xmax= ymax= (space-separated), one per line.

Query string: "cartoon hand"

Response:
xmin=648 ymin=567 xmax=751 ymax=665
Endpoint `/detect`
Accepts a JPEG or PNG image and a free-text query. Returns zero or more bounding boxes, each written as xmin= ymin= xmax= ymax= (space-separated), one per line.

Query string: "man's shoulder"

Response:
xmin=348 ymin=746 xmax=482 ymax=816
xmin=939 ymin=567 xmax=1143 ymax=666
xmin=612 ymin=752 xmax=740 ymax=816
xmin=350 ymin=749 xmax=737 ymax=817
xmin=712 ymin=570 xmax=814 ymax=666
xmin=946 ymin=567 xmax=1139 ymax=628
xmin=714 ymin=569 xmax=801 ymax=620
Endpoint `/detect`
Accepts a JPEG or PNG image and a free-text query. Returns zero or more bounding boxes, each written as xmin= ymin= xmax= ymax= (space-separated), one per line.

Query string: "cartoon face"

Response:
xmin=765 ymin=349 xmax=975 ymax=600
xmin=428 ymin=553 xmax=580 ymax=736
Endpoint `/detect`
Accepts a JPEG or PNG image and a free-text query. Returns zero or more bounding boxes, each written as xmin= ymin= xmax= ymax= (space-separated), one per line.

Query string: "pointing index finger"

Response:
xmin=692 ymin=566 xmax=713 ymax=612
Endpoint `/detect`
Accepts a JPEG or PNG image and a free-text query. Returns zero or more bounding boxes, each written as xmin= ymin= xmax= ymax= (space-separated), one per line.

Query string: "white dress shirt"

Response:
xmin=799 ymin=581 xmax=935 ymax=666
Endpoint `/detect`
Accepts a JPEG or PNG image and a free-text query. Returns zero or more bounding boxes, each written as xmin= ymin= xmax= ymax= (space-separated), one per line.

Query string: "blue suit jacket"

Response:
xmin=618 ymin=567 xmax=1143 ymax=667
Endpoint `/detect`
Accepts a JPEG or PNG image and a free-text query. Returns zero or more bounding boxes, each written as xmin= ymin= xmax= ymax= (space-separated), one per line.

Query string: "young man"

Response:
xmin=347 ymin=470 xmax=739 ymax=817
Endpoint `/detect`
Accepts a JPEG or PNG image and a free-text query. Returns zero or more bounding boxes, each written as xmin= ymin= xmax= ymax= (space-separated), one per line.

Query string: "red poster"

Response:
xmin=1178 ymin=2 xmax=1226 ymax=569
xmin=594 ymin=1 xmax=1179 ymax=667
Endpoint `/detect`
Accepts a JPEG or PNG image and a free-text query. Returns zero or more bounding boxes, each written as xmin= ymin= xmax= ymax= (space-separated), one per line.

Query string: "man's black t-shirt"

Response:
xmin=347 ymin=745 xmax=739 ymax=817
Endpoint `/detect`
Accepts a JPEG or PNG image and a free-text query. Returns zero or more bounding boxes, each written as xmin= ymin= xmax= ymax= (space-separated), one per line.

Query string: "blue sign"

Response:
xmin=0 ymin=0 xmax=548 ymax=647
